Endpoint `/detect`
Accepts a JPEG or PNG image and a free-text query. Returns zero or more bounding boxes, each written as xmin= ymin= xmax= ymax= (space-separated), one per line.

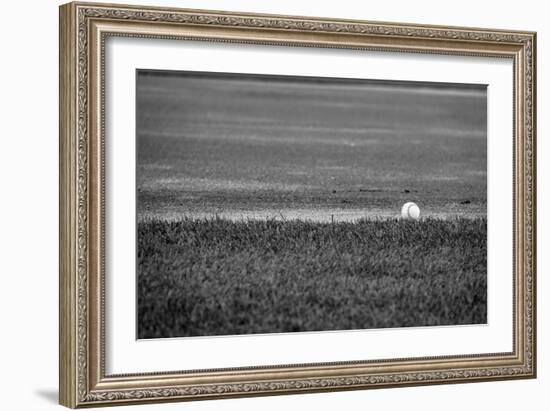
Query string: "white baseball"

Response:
xmin=401 ymin=202 xmax=420 ymax=220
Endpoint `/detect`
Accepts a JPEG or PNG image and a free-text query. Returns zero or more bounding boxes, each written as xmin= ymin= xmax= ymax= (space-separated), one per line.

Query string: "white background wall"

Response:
xmin=0 ymin=0 xmax=546 ymax=409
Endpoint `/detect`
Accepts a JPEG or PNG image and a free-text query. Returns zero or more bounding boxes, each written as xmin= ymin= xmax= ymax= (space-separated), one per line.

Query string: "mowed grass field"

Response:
xmin=137 ymin=217 xmax=487 ymax=339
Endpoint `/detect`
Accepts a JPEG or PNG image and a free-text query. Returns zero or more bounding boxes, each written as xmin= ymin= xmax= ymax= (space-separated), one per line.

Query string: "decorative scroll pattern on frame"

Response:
xmin=73 ymin=4 xmax=535 ymax=404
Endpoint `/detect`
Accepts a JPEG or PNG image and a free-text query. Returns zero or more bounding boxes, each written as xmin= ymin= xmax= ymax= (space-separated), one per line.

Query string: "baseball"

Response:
xmin=401 ymin=202 xmax=420 ymax=220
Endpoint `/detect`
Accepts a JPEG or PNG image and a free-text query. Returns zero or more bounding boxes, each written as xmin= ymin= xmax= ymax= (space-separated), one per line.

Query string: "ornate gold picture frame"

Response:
xmin=59 ymin=1 xmax=536 ymax=408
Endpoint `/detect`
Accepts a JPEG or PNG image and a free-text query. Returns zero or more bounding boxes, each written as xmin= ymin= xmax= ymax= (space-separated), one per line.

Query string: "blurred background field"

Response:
xmin=136 ymin=71 xmax=487 ymax=222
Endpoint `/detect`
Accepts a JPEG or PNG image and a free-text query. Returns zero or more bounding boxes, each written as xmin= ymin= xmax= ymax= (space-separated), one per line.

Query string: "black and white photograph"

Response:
xmin=136 ymin=69 xmax=487 ymax=339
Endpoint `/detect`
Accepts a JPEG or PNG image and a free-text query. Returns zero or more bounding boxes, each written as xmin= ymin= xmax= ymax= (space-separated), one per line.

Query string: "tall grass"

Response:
xmin=137 ymin=217 xmax=487 ymax=338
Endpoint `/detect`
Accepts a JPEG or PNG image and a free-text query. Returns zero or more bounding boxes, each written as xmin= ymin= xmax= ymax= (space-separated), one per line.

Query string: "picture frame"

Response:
xmin=59 ymin=1 xmax=536 ymax=408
